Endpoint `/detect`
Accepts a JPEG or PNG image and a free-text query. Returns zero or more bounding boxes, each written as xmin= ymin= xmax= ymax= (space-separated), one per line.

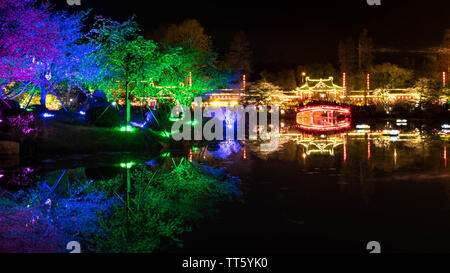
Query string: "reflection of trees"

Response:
xmin=0 ymin=169 xmax=111 ymax=253
xmin=0 ymin=160 xmax=241 ymax=253
xmin=91 ymin=160 xmax=241 ymax=252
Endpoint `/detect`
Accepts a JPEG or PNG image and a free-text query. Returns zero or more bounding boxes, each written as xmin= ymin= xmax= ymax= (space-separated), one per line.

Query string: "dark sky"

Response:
xmin=54 ymin=0 xmax=450 ymax=71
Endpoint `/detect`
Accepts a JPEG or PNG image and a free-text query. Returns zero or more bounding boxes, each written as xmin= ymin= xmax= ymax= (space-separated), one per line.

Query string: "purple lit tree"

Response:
xmin=0 ymin=0 xmax=57 ymax=99
xmin=0 ymin=0 xmax=56 ymax=80
xmin=0 ymin=0 xmax=101 ymax=110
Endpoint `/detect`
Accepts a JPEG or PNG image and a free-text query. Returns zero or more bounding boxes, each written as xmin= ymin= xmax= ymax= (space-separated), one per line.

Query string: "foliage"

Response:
xmin=439 ymin=29 xmax=450 ymax=73
xmin=86 ymin=107 xmax=121 ymax=127
xmin=0 ymin=0 xmax=56 ymax=86
xmin=90 ymin=161 xmax=241 ymax=252
xmin=260 ymin=69 xmax=297 ymax=90
xmin=0 ymin=171 xmax=115 ymax=253
xmin=222 ymin=30 xmax=252 ymax=76
xmin=358 ymin=28 xmax=374 ymax=74
xmin=338 ymin=38 xmax=358 ymax=74
xmin=245 ymin=80 xmax=284 ymax=105
xmin=154 ymin=19 xmax=213 ymax=54
xmin=372 ymin=63 xmax=414 ymax=89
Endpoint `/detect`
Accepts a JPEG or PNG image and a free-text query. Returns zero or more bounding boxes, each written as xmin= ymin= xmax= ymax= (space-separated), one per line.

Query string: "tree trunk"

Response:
xmin=126 ymin=81 xmax=131 ymax=125
xmin=40 ymin=83 xmax=47 ymax=109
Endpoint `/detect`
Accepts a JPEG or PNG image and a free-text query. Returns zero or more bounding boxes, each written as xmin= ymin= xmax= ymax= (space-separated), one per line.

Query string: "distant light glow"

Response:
xmin=79 ymin=111 xmax=86 ymax=116
xmin=396 ymin=119 xmax=407 ymax=123
xmin=382 ymin=130 xmax=399 ymax=136
xmin=356 ymin=124 xmax=371 ymax=129
xmin=41 ymin=113 xmax=55 ymax=119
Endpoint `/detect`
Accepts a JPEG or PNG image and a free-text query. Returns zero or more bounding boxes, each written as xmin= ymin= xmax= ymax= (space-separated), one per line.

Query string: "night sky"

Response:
xmin=53 ymin=0 xmax=450 ymax=72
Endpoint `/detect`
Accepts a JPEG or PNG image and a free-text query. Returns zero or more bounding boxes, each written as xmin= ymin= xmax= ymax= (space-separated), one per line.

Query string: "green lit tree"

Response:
xmin=88 ymin=16 xmax=161 ymax=125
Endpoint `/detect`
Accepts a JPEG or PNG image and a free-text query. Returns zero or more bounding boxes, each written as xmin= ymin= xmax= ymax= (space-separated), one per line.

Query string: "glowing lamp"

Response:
xmin=130 ymin=121 xmax=146 ymax=128
xmin=120 ymin=125 xmax=135 ymax=132
xmin=120 ymin=162 xmax=135 ymax=169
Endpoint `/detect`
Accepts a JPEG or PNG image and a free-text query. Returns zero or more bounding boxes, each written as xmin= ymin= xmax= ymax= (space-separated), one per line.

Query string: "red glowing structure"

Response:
xmin=296 ymin=105 xmax=351 ymax=132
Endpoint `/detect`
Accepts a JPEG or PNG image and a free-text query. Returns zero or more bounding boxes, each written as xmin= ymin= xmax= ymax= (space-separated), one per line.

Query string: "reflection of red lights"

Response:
xmin=343 ymin=139 xmax=347 ymax=162
xmin=297 ymin=122 xmax=351 ymax=132
xmin=445 ymin=146 xmax=447 ymax=168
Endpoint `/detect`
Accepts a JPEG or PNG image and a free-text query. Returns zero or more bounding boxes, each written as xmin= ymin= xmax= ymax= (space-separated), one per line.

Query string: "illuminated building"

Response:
xmin=297 ymin=77 xmax=343 ymax=100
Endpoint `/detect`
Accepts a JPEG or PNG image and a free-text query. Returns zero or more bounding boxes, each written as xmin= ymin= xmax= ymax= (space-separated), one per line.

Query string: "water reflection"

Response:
xmin=190 ymin=120 xmax=449 ymax=205
xmin=0 ymin=155 xmax=242 ymax=253
xmin=1 ymin=119 xmax=450 ymax=253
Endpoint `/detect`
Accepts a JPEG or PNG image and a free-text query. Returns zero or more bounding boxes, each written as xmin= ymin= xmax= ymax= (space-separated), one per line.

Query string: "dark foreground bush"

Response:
xmin=87 ymin=107 xmax=121 ymax=127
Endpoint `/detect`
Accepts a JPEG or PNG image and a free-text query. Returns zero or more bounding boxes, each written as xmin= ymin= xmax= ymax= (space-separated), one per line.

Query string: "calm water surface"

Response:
xmin=1 ymin=119 xmax=449 ymax=253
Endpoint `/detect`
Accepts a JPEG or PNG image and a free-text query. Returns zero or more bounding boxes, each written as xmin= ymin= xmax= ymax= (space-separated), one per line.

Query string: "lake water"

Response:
xmin=0 ymin=119 xmax=449 ymax=253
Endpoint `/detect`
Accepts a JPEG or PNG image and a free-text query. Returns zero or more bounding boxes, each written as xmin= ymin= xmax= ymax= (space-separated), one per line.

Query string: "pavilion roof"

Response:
xmin=299 ymin=77 xmax=342 ymax=91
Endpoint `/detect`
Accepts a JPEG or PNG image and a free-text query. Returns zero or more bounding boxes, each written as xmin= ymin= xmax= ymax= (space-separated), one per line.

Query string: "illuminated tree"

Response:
xmin=34 ymin=10 xmax=100 ymax=109
xmin=88 ymin=16 xmax=161 ymax=125
xmin=0 ymin=2 xmax=100 ymax=109
xmin=149 ymin=19 xmax=229 ymax=107
xmin=148 ymin=45 xmax=229 ymax=107
xmin=0 ymin=0 xmax=56 ymax=96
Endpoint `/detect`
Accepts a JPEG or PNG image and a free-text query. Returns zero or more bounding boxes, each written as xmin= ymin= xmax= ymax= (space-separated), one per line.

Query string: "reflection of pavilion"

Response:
xmin=297 ymin=134 xmax=345 ymax=156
